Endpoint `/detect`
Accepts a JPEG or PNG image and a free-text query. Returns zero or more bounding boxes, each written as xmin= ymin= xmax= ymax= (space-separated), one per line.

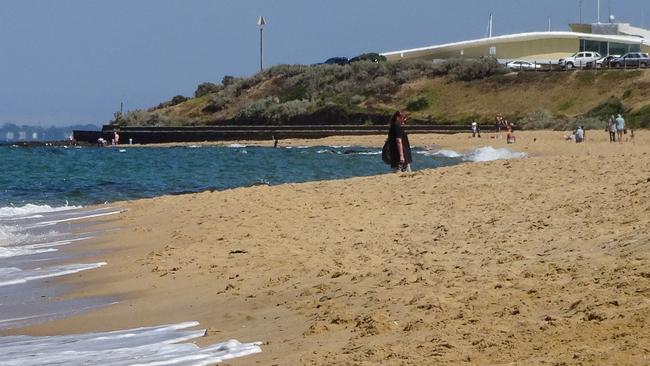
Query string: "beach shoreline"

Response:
xmin=3 ymin=130 xmax=649 ymax=365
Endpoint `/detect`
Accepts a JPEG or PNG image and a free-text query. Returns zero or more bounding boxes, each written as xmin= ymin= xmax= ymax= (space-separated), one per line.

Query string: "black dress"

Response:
xmin=388 ymin=122 xmax=412 ymax=168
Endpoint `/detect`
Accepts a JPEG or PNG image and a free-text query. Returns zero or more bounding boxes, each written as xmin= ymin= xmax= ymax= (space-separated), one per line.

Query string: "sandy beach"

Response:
xmin=5 ymin=130 xmax=649 ymax=365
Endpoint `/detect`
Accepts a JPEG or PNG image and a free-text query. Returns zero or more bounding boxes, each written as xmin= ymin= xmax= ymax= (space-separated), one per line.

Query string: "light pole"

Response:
xmin=257 ymin=16 xmax=266 ymax=72
xmin=578 ymin=0 xmax=583 ymax=24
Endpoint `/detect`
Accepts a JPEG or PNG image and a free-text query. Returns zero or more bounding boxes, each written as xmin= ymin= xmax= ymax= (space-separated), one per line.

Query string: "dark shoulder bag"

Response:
xmin=381 ymin=139 xmax=392 ymax=164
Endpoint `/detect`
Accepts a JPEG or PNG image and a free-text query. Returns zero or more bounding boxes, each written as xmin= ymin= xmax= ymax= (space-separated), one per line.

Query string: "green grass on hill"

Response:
xmin=113 ymin=60 xmax=650 ymax=130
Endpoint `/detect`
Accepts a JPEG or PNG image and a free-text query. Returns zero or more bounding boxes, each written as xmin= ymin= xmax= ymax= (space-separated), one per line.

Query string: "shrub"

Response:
xmin=628 ymin=104 xmax=650 ymax=128
xmin=236 ymin=97 xmax=274 ymax=122
xmin=406 ymin=97 xmax=429 ymax=111
xmin=194 ymin=82 xmax=223 ymax=98
xmin=517 ymin=109 xmax=569 ymax=130
xmin=170 ymin=95 xmax=188 ymax=106
xmin=235 ymin=98 xmax=314 ymax=124
xmin=366 ymin=76 xmax=397 ymax=96
xmin=446 ymin=58 xmax=506 ymax=81
xmin=586 ymin=97 xmax=624 ymax=121
xmin=349 ymin=95 xmax=365 ymax=105
xmin=222 ymin=75 xmax=236 ymax=86
xmin=120 ymin=109 xmax=168 ymax=126
xmin=622 ymin=89 xmax=632 ymax=99
xmin=280 ymin=79 xmax=309 ymax=102
xmin=573 ymin=116 xmax=603 ymax=130
xmin=202 ymin=95 xmax=231 ymax=113
xmin=263 ymin=64 xmax=308 ymax=78
xmin=266 ymin=99 xmax=314 ymax=123
xmin=350 ymin=52 xmax=387 ymax=63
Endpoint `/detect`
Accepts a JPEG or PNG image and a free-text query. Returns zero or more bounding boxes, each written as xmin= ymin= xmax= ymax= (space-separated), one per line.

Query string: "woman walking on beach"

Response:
xmin=608 ymin=115 xmax=617 ymax=142
xmin=388 ymin=111 xmax=412 ymax=173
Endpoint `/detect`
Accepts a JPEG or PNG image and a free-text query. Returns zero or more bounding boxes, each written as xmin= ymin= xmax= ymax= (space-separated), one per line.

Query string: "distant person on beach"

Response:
xmin=388 ymin=111 xmax=412 ymax=173
xmin=272 ymin=135 xmax=279 ymax=148
xmin=494 ymin=113 xmax=504 ymax=137
xmin=607 ymin=115 xmax=617 ymax=142
xmin=471 ymin=121 xmax=481 ymax=138
xmin=629 ymin=128 xmax=635 ymax=143
xmin=113 ymin=131 xmax=120 ymax=145
xmin=506 ymin=125 xmax=516 ymax=144
xmin=615 ymin=114 xmax=625 ymax=143
xmin=575 ymin=126 xmax=585 ymax=143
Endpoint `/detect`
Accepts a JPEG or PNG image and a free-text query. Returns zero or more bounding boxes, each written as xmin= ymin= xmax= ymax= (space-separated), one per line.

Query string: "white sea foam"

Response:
xmin=0 ymin=205 xmax=119 ymax=286
xmin=0 ymin=204 xmax=80 ymax=219
xmin=0 ymin=262 xmax=106 ymax=287
xmin=418 ymin=149 xmax=462 ymax=158
xmin=463 ymin=146 xmax=527 ymax=162
xmin=0 ymin=322 xmax=262 ymax=365
xmin=0 ymin=236 xmax=93 ymax=258
xmin=227 ymin=143 xmax=247 ymax=148
xmin=418 ymin=147 xmax=526 ymax=162
xmin=21 ymin=209 xmax=121 ymax=229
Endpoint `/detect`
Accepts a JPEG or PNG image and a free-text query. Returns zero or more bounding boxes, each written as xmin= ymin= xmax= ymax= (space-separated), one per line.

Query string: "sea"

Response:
xmin=0 ymin=143 xmax=525 ymax=364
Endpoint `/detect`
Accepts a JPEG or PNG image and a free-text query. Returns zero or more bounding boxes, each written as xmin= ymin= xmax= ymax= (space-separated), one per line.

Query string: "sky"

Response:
xmin=1 ymin=0 xmax=648 ymax=126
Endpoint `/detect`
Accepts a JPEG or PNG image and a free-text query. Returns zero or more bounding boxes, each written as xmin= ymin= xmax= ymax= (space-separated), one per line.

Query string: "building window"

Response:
xmin=609 ymin=42 xmax=631 ymax=56
xmin=581 ymin=39 xmax=608 ymax=55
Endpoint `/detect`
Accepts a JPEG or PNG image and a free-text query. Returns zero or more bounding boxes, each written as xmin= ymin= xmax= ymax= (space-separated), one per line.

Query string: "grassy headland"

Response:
xmin=114 ymin=59 xmax=650 ymax=129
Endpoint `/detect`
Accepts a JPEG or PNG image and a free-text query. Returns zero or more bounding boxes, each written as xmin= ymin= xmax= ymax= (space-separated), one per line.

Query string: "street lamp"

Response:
xmin=257 ymin=16 xmax=266 ymax=72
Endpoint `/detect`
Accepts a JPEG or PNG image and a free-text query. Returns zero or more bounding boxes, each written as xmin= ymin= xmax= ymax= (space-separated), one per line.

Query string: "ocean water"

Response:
xmin=0 ymin=143 xmax=525 ymax=364
xmin=0 ymin=144 xmax=458 ymax=207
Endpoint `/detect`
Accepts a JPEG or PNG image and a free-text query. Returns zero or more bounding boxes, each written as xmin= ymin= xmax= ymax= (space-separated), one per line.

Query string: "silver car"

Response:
xmin=506 ymin=61 xmax=542 ymax=71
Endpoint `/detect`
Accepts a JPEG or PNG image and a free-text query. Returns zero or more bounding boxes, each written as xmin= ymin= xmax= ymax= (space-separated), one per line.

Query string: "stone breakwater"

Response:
xmin=74 ymin=124 xmax=471 ymax=144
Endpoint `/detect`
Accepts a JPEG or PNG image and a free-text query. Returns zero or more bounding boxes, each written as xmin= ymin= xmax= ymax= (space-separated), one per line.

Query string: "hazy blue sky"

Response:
xmin=1 ymin=0 xmax=647 ymax=126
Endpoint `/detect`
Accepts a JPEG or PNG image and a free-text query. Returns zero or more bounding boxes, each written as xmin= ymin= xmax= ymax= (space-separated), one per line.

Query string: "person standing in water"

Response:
xmin=388 ymin=111 xmax=412 ymax=173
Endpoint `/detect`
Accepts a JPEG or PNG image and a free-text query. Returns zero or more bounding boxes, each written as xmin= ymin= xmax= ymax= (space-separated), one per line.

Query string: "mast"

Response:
xmin=597 ymin=0 xmax=601 ymax=23
xmin=488 ymin=13 xmax=493 ymax=38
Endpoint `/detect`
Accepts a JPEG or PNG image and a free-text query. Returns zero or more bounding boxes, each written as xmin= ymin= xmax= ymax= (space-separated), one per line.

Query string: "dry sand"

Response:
xmin=5 ymin=130 xmax=650 ymax=365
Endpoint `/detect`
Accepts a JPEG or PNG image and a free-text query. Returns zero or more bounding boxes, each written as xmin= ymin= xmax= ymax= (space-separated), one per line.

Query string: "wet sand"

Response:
xmin=5 ymin=130 xmax=650 ymax=365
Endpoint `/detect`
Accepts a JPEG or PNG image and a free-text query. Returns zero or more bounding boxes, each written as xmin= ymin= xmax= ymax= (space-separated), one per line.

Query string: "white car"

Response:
xmin=559 ymin=51 xmax=602 ymax=69
xmin=506 ymin=61 xmax=542 ymax=71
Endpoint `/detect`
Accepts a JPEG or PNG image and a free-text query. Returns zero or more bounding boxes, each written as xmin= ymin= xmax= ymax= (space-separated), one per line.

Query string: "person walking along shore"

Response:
xmin=615 ymin=114 xmax=625 ymax=144
xmin=388 ymin=111 xmax=412 ymax=173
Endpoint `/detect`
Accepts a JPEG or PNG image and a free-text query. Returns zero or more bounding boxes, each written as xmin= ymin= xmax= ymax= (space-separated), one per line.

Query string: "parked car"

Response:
xmin=586 ymin=54 xmax=620 ymax=69
xmin=323 ymin=57 xmax=349 ymax=65
xmin=559 ymin=52 xmax=602 ymax=69
xmin=506 ymin=61 xmax=542 ymax=71
xmin=610 ymin=52 xmax=650 ymax=68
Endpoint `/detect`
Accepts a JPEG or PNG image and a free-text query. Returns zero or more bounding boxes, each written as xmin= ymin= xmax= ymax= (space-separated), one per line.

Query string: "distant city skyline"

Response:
xmin=1 ymin=0 xmax=648 ymax=126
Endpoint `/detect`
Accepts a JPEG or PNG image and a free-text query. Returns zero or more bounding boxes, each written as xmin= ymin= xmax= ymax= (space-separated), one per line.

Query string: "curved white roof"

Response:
xmin=381 ymin=31 xmax=644 ymax=57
